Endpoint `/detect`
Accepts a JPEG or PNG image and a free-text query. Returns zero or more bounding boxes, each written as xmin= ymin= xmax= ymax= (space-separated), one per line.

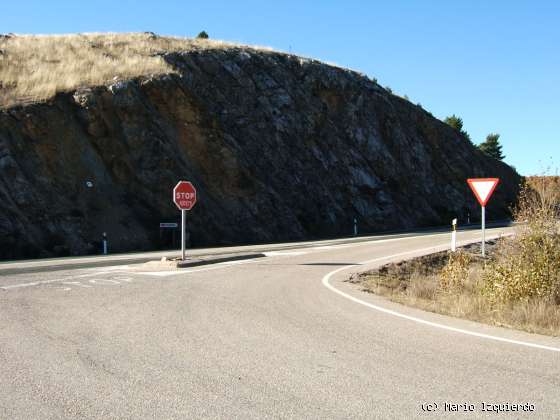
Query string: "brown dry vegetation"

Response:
xmin=357 ymin=177 xmax=560 ymax=337
xmin=483 ymin=176 xmax=560 ymax=304
xmin=0 ymin=32 xmax=275 ymax=108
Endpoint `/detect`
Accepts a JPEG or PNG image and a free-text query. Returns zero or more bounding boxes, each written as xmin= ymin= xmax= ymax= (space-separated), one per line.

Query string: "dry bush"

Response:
xmin=517 ymin=176 xmax=560 ymax=231
xmin=482 ymin=177 xmax=560 ymax=304
xmin=356 ymin=178 xmax=560 ymax=335
xmin=0 ymin=33 xmax=273 ymax=107
xmin=359 ymin=242 xmax=560 ymax=335
xmin=357 ymin=182 xmax=560 ymax=336
xmin=439 ymin=251 xmax=471 ymax=292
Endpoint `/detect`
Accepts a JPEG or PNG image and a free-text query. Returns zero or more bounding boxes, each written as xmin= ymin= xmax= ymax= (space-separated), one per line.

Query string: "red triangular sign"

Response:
xmin=467 ymin=178 xmax=500 ymax=207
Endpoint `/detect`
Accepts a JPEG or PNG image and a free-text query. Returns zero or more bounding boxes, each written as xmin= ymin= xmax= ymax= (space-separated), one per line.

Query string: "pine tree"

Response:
xmin=444 ymin=114 xmax=472 ymax=143
xmin=479 ymin=133 xmax=505 ymax=160
xmin=444 ymin=114 xmax=463 ymax=131
xmin=197 ymin=31 xmax=209 ymax=39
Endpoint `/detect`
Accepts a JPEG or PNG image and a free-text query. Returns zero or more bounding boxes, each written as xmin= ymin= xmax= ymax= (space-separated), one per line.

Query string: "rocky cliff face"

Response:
xmin=0 ymin=48 xmax=520 ymax=259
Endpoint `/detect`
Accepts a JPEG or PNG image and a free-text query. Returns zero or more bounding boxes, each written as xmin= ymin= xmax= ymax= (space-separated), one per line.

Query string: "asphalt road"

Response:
xmin=1 ymin=226 xmax=559 ymax=419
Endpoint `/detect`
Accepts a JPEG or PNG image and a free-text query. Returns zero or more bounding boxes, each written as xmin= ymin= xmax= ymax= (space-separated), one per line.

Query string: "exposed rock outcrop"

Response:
xmin=0 ymin=48 xmax=520 ymax=259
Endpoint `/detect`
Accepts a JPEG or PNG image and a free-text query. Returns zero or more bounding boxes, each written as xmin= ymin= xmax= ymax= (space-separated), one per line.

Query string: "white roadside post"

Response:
xmin=451 ymin=218 xmax=457 ymax=252
xmin=173 ymin=181 xmax=197 ymax=261
xmin=467 ymin=178 xmax=500 ymax=258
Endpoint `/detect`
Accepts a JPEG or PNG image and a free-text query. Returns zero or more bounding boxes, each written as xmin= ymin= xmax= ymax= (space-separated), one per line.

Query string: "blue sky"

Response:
xmin=3 ymin=0 xmax=558 ymax=175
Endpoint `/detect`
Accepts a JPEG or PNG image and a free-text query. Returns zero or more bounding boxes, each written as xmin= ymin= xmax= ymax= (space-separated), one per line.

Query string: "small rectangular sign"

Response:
xmin=160 ymin=223 xmax=178 ymax=228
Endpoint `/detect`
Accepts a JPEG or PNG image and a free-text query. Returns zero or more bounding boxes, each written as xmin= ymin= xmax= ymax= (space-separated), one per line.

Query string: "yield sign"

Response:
xmin=467 ymin=178 xmax=500 ymax=207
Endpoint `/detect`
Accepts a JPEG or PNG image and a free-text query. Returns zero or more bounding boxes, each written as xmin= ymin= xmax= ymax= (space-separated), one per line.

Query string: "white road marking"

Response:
xmin=111 ymin=276 xmax=133 ymax=282
xmin=322 ymin=237 xmax=560 ymax=353
xmin=312 ymin=245 xmax=350 ymax=250
xmin=136 ymin=259 xmax=262 ymax=277
xmin=0 ymin=269 xmax=118 ymax=290
xmin=85 ymin=265 xmax=131 ymax=272
xmin=0 ymin=229 xmax=510 ymax=289
xmin=263 ymin=251 xmax=308 ymax=256
xmin=136 ymin=271 xmax=183 ymax=277
xmin=216 ymin=259 xmax=258 ymax=265
xmin=89 ymin=279 xmax=121 ymax=285
xmin=62 ymin=281 xmax=93 ymax=288
xmin=1 ymin=278 xmax=64 ymax=290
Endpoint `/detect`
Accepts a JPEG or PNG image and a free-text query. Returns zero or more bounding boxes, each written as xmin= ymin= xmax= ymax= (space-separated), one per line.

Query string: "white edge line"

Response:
xmin=263 ymin=251 xmax=308 ymax=256
xmin=322 ymin=237 xmax=560 ymax=353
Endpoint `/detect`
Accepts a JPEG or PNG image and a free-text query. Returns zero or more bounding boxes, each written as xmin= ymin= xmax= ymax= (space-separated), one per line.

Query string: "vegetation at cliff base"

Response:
xmin=357 ymin=176 xmax=560 ymax=336
xmin=483 ymin=176 xmax=559 ymax=303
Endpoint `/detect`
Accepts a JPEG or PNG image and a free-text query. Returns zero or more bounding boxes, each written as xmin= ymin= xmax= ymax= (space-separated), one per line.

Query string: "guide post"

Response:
xmin=467 ymin=178 xmax=500 ymax=258
xmin=173 ymin=181 xmax=197 ymax=261
xmin=451 ymin=218 xmax=457 ymax=252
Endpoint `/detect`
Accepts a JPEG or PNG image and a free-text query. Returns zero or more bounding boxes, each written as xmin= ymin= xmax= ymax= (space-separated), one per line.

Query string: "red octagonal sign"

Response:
xmin=173 ymin=181 xmax=197 ymax=210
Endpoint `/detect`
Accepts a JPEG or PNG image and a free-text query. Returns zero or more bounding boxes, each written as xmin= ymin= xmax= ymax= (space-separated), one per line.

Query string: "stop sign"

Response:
xmin=173 ymin=181 xmax=197 ymax=210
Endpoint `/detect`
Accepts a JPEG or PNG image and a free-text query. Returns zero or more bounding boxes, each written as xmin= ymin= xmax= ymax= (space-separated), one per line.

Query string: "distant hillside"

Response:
xmin=0 ymin=34 xmax=521 ymax=259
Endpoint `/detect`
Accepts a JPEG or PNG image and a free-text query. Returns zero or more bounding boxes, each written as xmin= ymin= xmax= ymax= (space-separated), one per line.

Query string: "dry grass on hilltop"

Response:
xmin=0 ymin=32 xmax=271 ymax=108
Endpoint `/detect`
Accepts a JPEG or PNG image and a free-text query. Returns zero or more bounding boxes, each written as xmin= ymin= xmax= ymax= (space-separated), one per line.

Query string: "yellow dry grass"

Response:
xmin=362 ymin=260 xmax=560 ymax=337
xmin=361 ymin=177 xmax=560 ymax=337
xmin=0 ymin=32 xmax=274 ymax=108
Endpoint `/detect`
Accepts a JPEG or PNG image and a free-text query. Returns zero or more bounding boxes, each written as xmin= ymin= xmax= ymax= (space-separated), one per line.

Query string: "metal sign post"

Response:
xmin=467 ymin=178 xmax=499 ymax=258
xmin=181 ymin=209 xmax=186 ymax=260
xmin=481 ymin=206 xmax=486 ymax=257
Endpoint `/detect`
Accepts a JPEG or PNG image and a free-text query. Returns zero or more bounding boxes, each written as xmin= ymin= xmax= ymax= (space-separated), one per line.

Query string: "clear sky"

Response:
xmin=2 ymin=0 xmax=558 ymax=175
